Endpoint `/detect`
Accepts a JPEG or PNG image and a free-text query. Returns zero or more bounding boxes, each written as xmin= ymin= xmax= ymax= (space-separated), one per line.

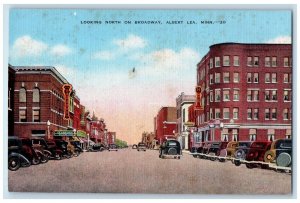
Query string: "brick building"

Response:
xmin=154 ymin=107 xmax=177 ymax=145
xmin=192 ymin=43 xmax=292 ymax=146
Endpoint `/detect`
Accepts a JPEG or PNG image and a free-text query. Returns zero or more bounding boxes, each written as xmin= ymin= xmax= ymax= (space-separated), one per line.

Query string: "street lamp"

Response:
xmin=47 ymin=120 xmax=51 ymax=139
xmin=73 ymin=128 xmax=76 ymax=137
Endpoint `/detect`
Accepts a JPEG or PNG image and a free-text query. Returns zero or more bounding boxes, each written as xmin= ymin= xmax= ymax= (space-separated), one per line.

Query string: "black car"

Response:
xmin=8 ymin=137 xmax=31 ymax=171
xmin=137 ymin=142 xmax=146 ymax=151
xmin=159 ymin=140 xmax=182 ymax=159
xmin=108 ymin=144 xmax=118 ymax=151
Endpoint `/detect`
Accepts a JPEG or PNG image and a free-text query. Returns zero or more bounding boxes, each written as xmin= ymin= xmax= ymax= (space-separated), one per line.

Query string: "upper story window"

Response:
xmin=8 ymin=88 xmax=11 ymax=109
xmin=209 ymin=58 xmax=213 ymax=68
xmin=210 ymin=74 xmax=214 ymax=84
xmin=283 ymin=90 xmax=291 ymax=101
xmin=215 ymin=108 xmax=221 ymax=119
xmin=233 ymin=89 xmax=240 ymax=101
xmin=247 ymin=57 xmax=253 ymax=66
xmin=283 ymin=73 xmax=291 ymax=83
xmin=210 ymin=108 xmax=213 ymax=119
xmin=253 ymin=108 xmax=259 ymax=120
xmin=247 ymin=108 xmax=252 ymax=120
xmin=215 ymin=57 xmax=220 ymax=67
xmin=215 ymin=73 xmax=220 ymax=83
xmin=223 ymin=89 xmax=230 ymax=101
xmin=271 ymin=73 xmax=277 ymax=83
xmin=19 ymin=109 xmax=26 ymax=122
xmin=253 ymin=73 xmax=259 ymax=83
xmin=233 ymin=56 xmax=239 ymax=66
xmin=33 ymin=88 xmax=40 ymax=103
xmin=254 ymin=57 xmax=259 ymax=66
xmin=265 ymin=73 xmax=270 ymax=83
xmin=210 ymin=91 xmax=213 ymax=102
xmin=247 ymin=73 xmax=252 ymax=83
xmin=215 ymin=89 xmax=221 ymax=102
xmin=223 ymin=56 xmax=230 ymax=66
xmin=272 ymin=57 xmax=277 ymax=67
xmin=284 ymin=57 xmax=289 ymax=67
xmin=233 ymin=108 xmax=239 ymax=119
xmin=19 ymin=88 xmax=26 ymax=102
xmin=223 ymin=72 xmax=230 ymax=83
xmin=265 ymin=57 xmax=271 ymax=67
xmin=233 ymin=72 xmax=240 ymax=83
xmin=223 ymin=108 xmax=230 ymax=119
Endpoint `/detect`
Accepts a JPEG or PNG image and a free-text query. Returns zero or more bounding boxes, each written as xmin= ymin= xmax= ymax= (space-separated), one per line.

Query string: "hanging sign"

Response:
xmin=62 ymin=84 xmax=72 ymax=120
xmin=195 ymin=86 xmax=204 ymax=110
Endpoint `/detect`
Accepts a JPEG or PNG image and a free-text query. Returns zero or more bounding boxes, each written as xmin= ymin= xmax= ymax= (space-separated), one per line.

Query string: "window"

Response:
xmin=247 ymin=108 xmax=252 ymax=120
xmin=283 ymin=108 xmax=289 ymax=120
xmin=253 ymin=109 xmax=259 ymax=120
xmin=283 ymin=73 xmax=290 ymax=83
xmin=254 ymin=57 xmax=259 ymax=66
xmin=233 ymin=108 xmax=239 ymax=119
xmin=247 ymin=57 xmax=253 ymax=66
xmin=284 ymin=57 xmax=289 ymax=67
xmin=249 ymin=129 xmax=257 ymax=141
xmin=19 ymin=88 xmax=26 ymax=102
xmin=253 ymin=73 xmax=259 ymax=83
xmin=215 ymin=89 xmax=221 ymax=102
xmin=210 ymin=74 xmax=214 ymax=84
xmin=223 ymin=108 xmax=229 ymax=119
xmin=210 ymin=108 xmax=213 ymax=119
xmin=215 ymin=73 xmax=220 ymax=83
xmin=215 ymin=108 xmax=220 ymax=119
xmin=215 ymin=57 xmax=220 ymax=67
xmin=233 ymin=90 xmax=239 ymax=101
xmin=284 ymin=90 xmax=291 ymax=101
xmin=271 ymin=108 xmax=277 ymax=119
xmin=210 ymin=58 xmax=213 ymax=68
xmin=253 ymin=90 xmax=259 ymax=101
xmin=271 ymin=73 xmax=277 ymax=83
xmin=247 ymin=73 xmax=252 ymax=83
xmin=223 ymin=56 xmax=230 ymax=66
xmin=232 ymin=129 xmax=239 ymax=141
xmin=247 ymin=90 xmax=252 ymax=101
xmin=210 ymin=91 xmax=213 ymax=102
xmin=265 ymin=109 xmax=270 ymax=120
xmin=19 ymin=109 xmax=26 ymax=122
xmin=8 ymin=88 xmax=11 ymax=109
xmin=223 ymin=90 xmax=230 ymax=101
xmin=223 ymin=72 xmax=230 ymax=83
xmin=234 ymin=56 xmax=239 ymax=66
xmin=70 ymin=97 xmax=74 ymax=113
xmin=33 ymin=88 xmax=40 ymax=103
xmin=265 ymin=90 xmax=270 ymax=101
xmin=272 ymin=57 xmax=277 ymax=67
xmin=272 ymin=90 xmax=277 ymax=101
xmin=268 ymin=134 xmax=275 ymax=142
xmin=233 ymin=72 xmax=240 ymax=83
xmin=221 ymin=134 xmax=229 ymax=142
xmin=183 ymin=109 xmax=185 ymax=123
xmin=265 ymin=57 xmax=271 ymax=67
xmin=265 ymin=73 xmax=270 ymax=83
xmin=33 ymin=109 xmax=40 ymax=122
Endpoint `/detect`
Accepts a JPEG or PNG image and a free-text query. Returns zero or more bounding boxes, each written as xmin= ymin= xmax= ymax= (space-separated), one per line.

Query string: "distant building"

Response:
xmin=193 ymin=43 xmax=292 ymax=145
xmin=175 ymin=92 xmax=196 ymax=150
xmin=154 ymin=107 xmax=177 ymax=145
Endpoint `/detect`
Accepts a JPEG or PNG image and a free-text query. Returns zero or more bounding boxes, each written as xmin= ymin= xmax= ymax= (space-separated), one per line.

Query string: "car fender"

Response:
xmin=9 ymin=152 xmax=31 ymax=165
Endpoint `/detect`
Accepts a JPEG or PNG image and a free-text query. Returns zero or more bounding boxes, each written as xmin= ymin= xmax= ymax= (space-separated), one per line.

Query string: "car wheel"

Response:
xmin=264 ymin=150 xmax=276 ymax=163
xmin=32 ymin=157 xmax=40 ymax=165
xmin=246 ymin=163 xmax=255 ymax=169
xmin=40 ymin=155 xmax=49 ymax=163
xmin=276 ymin=152 xmax=291 ymax=167
xmin=55 ymin=152 xmax=62 ymax=160
xmin=8 ymin=156 xmax=21 ymax=171
xmin=234 ymin=160 xmax=241 ymax=166
xmin=209 ymin=152 xmax=216 ymax=161
xmin=178 ymin=156 xmax=181 ymax=159
xmin=235 ymin=149 xmax=246 ymax=160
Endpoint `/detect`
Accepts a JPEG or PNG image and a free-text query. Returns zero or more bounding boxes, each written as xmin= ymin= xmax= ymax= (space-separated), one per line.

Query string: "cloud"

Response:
xmin=11 ymin=35 xmax=48 ymax=58
xmin=266 ymin=36 xmax=291 ymax=44
xmin=113 ymin=34 xmax=147 ymax=50
xmin=92 ymin=51 xmax=115 ymax=60
xmin=50 ymin=44 xmax=72 ymax=57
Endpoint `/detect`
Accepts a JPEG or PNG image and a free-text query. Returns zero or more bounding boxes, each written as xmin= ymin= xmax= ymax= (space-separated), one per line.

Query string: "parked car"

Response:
xmin=137 ymin=142 xmax=146 ymax=151
xmin=233 ymin=141 xmax=253 ymax=166
xmin=264 ymin=139 xmax=292 ymax=167
xmin=226 ymin=141 xmax=239 ymax=158
xmin=87 ymin=140 xmax=105 ymax=152
xmin=21 ymin=137 xmax=49 ymax=164
xmin=52 ymin=139 xmax=72 ymax=158
xmin=216 ymin=141 xmax=229 ymax=162
xmin=244 ymin=141 xmax=272 ymax=169
xmin=8 ymin=137 xmax=31 ymax=171
xmin=132 ymin=144 xmax=137 ymax=149
xmin=31 ymin=137 xmax=62 ymax=160
xmin=159 ymin=139 xmax=182 ymax=159
xmin=108 ymin=144 xmax=118 ymax=151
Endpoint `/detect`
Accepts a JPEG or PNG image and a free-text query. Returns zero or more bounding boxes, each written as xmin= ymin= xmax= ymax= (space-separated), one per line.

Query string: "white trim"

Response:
xmin=19 ymin=107 xmax=27 ymax=109
xmin=32 ymin=107 xmax=40 ymax=109
xmin=51 ymin=109 xmax=64 ymax=116
xmin=247 ymin=88 xmax=260 ymax=91
xmin=284 ymin=89 xmax=292 ymax=91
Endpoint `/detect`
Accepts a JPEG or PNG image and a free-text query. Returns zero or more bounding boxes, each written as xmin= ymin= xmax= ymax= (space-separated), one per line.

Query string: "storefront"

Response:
xmin=76 ymin=130 xmax=88 ymax=150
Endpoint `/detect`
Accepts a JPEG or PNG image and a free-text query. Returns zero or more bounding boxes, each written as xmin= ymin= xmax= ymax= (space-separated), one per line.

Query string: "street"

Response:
xmin=8 ymin=149 xmax=291 ymax=194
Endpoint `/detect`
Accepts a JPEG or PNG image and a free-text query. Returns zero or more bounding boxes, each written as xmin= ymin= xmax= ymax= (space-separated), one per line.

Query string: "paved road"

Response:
xmin=8 ymin=149 xmax=292 ymax=194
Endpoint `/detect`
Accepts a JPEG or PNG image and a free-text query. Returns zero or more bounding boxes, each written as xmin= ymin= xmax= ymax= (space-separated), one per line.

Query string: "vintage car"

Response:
xmin=233 ymin=141 xmax=253 ymax=166
xmin=87 ymin=140 xmax=105 ymax=152
xmin=108 ymin=144 xmax=118 ymax=151
xmin=159 ymin=139 xmax=182 ymax=159
xmin=244 ymin=141 xmax=272 ymax=169
xmin=264 ymin=139 xmax=292 ymax=167
xmin=200 ymin=141 xmax=228 ymax=161
xmin=51 ymin=139 xmax=73 ymax=158
xmin=137 ymin=142 xmax=146 ymax=151
xmin=8 ymin=137 xmax=31 ymax=171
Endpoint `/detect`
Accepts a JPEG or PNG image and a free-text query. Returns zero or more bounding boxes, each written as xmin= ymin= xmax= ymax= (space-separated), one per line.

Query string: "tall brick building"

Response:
xmin=192 ymin=43 xmax=292 ymax=145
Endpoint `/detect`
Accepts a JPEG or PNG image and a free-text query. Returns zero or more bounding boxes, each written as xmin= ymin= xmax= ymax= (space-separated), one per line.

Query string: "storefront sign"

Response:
xmin=76 ymin=130 xmax=87 ymax=138
xmin=195 ymin=86 xmax=203 ymax=110
xmin=54 ymin=130 xmax=74 ymax=137
xmin=62 ymin=84 xmax=72 ymax=120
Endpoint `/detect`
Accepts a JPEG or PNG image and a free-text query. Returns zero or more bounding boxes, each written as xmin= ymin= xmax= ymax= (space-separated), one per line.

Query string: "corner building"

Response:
xmin=195 ymin=43 xmax=292 ymax=143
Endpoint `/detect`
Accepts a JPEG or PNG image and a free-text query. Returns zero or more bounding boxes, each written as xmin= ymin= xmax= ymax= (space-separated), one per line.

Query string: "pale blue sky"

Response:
xmin=9 ymin=9 xmax=292 ymax=143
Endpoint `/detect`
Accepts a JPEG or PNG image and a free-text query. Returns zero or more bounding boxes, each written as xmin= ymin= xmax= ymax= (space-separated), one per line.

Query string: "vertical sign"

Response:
xmin=195 ymin=86 xmax=203 ymax=110
xmin=62 ymin=84 xmax=72 ymax=120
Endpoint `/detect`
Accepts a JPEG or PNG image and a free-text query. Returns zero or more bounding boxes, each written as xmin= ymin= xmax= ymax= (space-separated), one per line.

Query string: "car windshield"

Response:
xmin=278 ymin=141 xmax=292 ymax=149
xmin=138 ymin=143 xmax=145 ymax=146
xmin=239 ymin=142 xmax=251 ymax=147
xmin=167 ymin=142 xmax=177 ymax=146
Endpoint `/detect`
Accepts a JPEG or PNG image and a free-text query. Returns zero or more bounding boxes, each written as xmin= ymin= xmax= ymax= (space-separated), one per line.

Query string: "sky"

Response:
xmin=8 ymin=9 xmax=291 ymax=144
